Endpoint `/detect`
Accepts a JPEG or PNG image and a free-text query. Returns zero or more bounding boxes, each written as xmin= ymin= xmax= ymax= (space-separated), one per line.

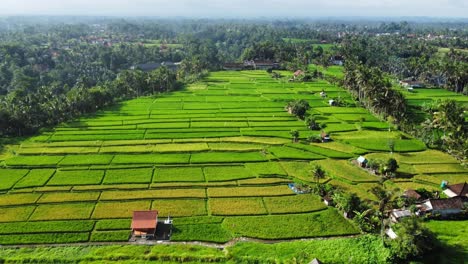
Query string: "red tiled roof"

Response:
xmin=131 ymin=210 xmax=158 ymax=229
xmin=448 ymin=182 xmax=468 ymax=197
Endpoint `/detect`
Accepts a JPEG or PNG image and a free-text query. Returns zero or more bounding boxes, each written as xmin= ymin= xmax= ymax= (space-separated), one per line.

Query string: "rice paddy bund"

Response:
xmin=0 ymin=70 xmax=466 ymax=245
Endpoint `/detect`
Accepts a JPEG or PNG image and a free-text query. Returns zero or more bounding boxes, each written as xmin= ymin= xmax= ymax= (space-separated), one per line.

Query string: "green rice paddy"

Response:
xmin=0 ymin=70 xmax=466 ymax=245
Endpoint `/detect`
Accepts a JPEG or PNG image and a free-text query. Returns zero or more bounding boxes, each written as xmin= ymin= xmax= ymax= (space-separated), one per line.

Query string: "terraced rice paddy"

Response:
xmin=0 ymin=70 xmax=466 ymax=245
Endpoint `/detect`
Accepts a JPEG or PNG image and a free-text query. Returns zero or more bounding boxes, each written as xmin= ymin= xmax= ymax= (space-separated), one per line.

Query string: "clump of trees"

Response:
xmin=304 ymin=115 xmax=322 ymax=130
xmin=0 ymin=67 xmax=180 ymax=136
xmin=289 ymin=130 xmax=300 ymax=143
xmin=388 ymin=217 xmax=438 ymax=262
xmin=419 ymin=99 xmax=468 ymax=165
xmin=367 ymin=158 xmax=399 ymax=177
xmin=285 ymin=100 xmax=310 ymax=119
xmin=343 ymin=63 xmax=407 ymax=123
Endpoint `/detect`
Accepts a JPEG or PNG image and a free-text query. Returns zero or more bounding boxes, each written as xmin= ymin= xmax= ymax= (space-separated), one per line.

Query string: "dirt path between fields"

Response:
xmin=0 ymin=234 xmax=361 ymax=249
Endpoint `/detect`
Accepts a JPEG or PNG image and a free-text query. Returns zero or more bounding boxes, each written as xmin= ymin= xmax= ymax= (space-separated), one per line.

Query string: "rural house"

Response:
xmin=443 ymin=182 xmax=468 ymax=198
xmin=323 ymin=195 xmax=333 ymax=206
xmin=403 ymin=189 xmax=422 ymax=201
xmin=321 ymin=131 xmax=331 ymax=142
xmin=357 ymin=156 xmax=368 ymax=167
xmin=421 ymin=197 xmax=465 ymax=217
xmin=131 ymin=210 xmax=158 ymax=239
xmin=399 ymin=79 xmax=425 ymax=89
xmin=330 ymin=55 xmax=344 ymax=66
xmin=293 ymin=70 xmax=304 ymax=79
xmin=390 ymin=209 xmax=412 ymax=222
xmin=253 ymin=60 xmax=280 ymax=70
xmin=223 ymin=62 xmax=245 ymax=70
xmin=309 ymin=258 xmax=323 ymax=264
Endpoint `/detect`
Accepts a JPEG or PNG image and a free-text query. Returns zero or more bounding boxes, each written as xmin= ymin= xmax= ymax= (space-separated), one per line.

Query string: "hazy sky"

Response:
xmin=0 ymin=0 xmax=467 ymax=18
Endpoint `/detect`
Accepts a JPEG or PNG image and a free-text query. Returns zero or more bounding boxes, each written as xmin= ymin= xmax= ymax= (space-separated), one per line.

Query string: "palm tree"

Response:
xmin=370 ymin=186 xmax=394 ymax=242
xmin=290 ymin=130 xmax=299 ymax=143
xmin=312 ymin=164 xmax=326 ymax=184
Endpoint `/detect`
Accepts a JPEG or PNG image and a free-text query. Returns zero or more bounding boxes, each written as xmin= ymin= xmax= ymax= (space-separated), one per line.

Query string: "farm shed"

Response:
xmin=131 ymin=210 xmax=158 ymax=238
xmin=390 ymin=209 xmax=412 ymax=222
xmin=294 ymin=70 xmax=304 ymax=78
xmin=443 ymin=182 xmax=468 ymax=198
xmin=309 ymin=258 xmax=323 ymax=264
xmin=422 ymin=197 xmax=465 ymax=217
xmin=321 ymin=131 xmax=331 ymax=142
xmin=323 ymin=195 xmax=333 ymax=206
xmin=403 ymin=189 xmax=422 ymax=201
xmin=357 ymin=156 xmax=368 ymax=167
xmin=385 ymin=228 xmax=398 ymax=239
xmin=399 ymin=80 xmax=425 ymax=88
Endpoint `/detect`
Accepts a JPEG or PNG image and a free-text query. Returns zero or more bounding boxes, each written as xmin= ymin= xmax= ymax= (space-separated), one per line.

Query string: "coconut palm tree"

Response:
xmin=312 ymin=164 xmax=326 ymax=184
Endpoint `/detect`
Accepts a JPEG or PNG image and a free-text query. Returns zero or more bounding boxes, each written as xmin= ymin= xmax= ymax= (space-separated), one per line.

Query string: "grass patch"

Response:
xmin=100 ymin=189 xmax=206 ymax=200
xmin=151 ymin=199 xmax=207 ymax=217
xmin=171 ymin=224 xmax=232 ymax=243
xmin=38 ymin=192 xmax=100 ymax=203
xmin=0 ymin=169 xmax=29 ymax=190
xmin=269 ymin=146 xmax=326 ymax=160
xmin=264 ymin=194 xmax=327 ymax=214
xmin=5 ymin=156 xmax=64 ymax=166
xmin=59 ymin=155 xmax=114 ymax=166
xmin=314 ymin=159 xmax=378 ymax=183
xmin=208 ymin=185 xmax=292 ymax=197
xmin=103 ymin=168 xmax=153 ymax=184
xmin=203 ymin=166 xmax=253 ymax=181
xmin=90 ymin=230 xmax=130 ymax=242
xmin=190 ymin=152 xmax=267 ymax=163
xmin=13 ymin=169 xmax=55 ymax=188
xmin=0 ymin=233 xmax=90 ymax=245
xmin=112 ymin=154 xmax=190 ymax=164
xmin=280 ymin=161 xmax=314 ymax=181
xmin=412 ymin=163 xmax=467 ymax=174
xmin=209 ymin=198 xmax=267 ymax=216
xmin=0 ymin=193 xmax=41 ymax=206
xmin=154 ymin=167 xmax=205 ymax=182
xmin=245 ymin=162 xmax=288 ymax=176
xmin=95 ymin=219 xmax=131 ymax=231
xmin=228 ymin=235 xmax=390 ymax=263
xmin=0 ymin=220 xmax=94 ymax=234
xmin=344 ymin=138 xmax=426 ymax=152
xmin=154 ymin=143 xmax=209 ymax=153
xmin=0 ymin=206 xmax=36 ymax=222
xmin=30 ymin=203 xmax=95 ymax=221
xmin=286 ymin=143 xmax=353 ymax=159
xmin=92 ymin=201 xmax=151 ymax=219
xmin=223 ymin=208 xmax=359 ymax=239
xmin=47 ymin=170 xmax=104 ymax=185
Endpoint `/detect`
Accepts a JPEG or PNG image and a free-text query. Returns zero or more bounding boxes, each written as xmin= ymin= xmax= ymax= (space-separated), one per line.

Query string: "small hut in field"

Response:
xmin=131 ymin=210 xmax=158 ymax=239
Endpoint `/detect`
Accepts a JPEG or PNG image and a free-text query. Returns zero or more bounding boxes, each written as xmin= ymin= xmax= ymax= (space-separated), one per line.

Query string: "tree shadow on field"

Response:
xmin=420 ymin=242 xmax=467 ymax=264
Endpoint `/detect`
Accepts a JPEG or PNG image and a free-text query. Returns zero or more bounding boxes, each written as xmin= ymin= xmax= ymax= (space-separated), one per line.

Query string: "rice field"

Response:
xmin=0 ymin=70 xmax=466 ymax=245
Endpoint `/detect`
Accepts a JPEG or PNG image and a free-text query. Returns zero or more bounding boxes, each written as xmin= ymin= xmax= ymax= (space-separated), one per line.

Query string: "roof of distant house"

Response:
xmin=404 ymin=189 xmax=422 ymax=200
xmin=428 ymin=197 xmax=464 ymax=211
xmin=391 ymin=209 xmax=412 ymax=218
xmin=447 ymin=182 xmax=468 ymax=197
xmin=294 ymin=70 xmax=304 ymax=76
xmin=309 ymin=258 xmax=323 ymax=264
xmin=131 ymin=210 xmax=158 ymax=229
xmin=357 ymin=156 xmax=367 ymax=163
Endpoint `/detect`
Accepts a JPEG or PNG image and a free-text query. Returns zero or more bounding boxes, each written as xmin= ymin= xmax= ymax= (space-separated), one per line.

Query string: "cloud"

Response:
xmin=0 ymin=0 xmax=466 ymax=17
